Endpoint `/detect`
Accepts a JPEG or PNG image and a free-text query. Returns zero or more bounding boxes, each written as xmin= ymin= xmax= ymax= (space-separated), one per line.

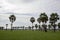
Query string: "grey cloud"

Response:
xmin=0 ymin=0 xmax=60 ymax=28
xmin=0 ymin=6 xmax=2 ymax=8
xmin=0 ymin=12 xmax=38 ymax=17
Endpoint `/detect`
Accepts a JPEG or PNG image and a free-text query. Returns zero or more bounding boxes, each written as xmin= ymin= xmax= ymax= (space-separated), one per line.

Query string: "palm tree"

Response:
xmin=37 ymin=18 xmax=41 ymax=30
xmin=6 ymin=24 xmax=8 ymax=30
xmin=58 ymin=23 xmax=60 ymax=30
xmin=28 ymin=26 xmax=31 ymax=30
xmin=9 ymin=15 xmax=16 ymax=30
xmin=35 ymin=24 xmax=38 ymax=30
xmin=40 ymin=13 xmax=48 ymax=32
xmin=49 ymin=13 xmax=59 ymax=32
xmin=30 ymin=17 xmax=35 ymax=30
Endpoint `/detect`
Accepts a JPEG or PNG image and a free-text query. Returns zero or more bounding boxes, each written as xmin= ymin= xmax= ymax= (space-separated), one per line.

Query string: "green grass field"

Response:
xmin=0 ymin=30 xmax=60 ymax=40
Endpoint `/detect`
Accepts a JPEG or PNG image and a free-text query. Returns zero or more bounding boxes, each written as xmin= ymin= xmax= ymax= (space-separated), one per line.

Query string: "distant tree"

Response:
xmin=30 ymin=17 xmax=35 ymax=30
xmin=28 ymin=26 xmax=31 ymax=30
xmin=6 ymin=24 xmax=8 ymax=30
xmin=35 ymin=24 xmax=38 ymax=30
xmin=9 ymin=15 xmax=16 ymax=30
xmin=37 ymin=18 xmax=41 ymax=30
xmin=49 ymin=13 xmax=59 ymax=32
xmin=22 ymin=26 xmax=24 ymax=30
xmin=0 ymin=27 xmax=4 ymax=30
xmin=40 ymin=13 xmax=48 ymax=32
xmin=48 ymin=24 xmax=51 ymax=30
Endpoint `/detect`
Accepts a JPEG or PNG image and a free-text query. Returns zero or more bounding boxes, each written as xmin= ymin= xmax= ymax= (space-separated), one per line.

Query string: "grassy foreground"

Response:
xmin=0 ymin=30 xmax=60 ymax=40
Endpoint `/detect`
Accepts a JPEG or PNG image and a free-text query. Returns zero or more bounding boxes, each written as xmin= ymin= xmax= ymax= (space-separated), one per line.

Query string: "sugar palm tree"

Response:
xmin=37 ymin=17 xmax=41 ymax=30
xmin=9 ymin=15 xmax=16 ymax=30
xmin=49 ymin=13 xmax=59 ymax=32
xmin=6 ymin=24 xmax=8 ymax=30
xmin=30 ymin=17 xmax=35 ymax=30
xmin=58 ymin=22 xmax=60 ymax=30
xmin=40 ymin=13 xmax=48 ymax=32
xmin=35 ymin=24 xmax=38 ymax=30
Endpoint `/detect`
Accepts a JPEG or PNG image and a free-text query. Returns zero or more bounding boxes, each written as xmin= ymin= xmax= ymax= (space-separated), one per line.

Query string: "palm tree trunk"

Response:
xmin=6 ymin=24 xmax=8 ymax=30
xmin=43 ymin=22 xmax=47 ymax=32
xmin=53 ymin=23 xmax=56 ymax=32
xmin=11 ymin=23 xmax=13 ymax=31
xmin=54 ymin=26 xmax=56 ymax=32
xmin=39 ymin=24 xmax=40 ymax=31
xmin=36 ymin=28 xmax=37 ymax=30
xmin=49 ymin=27 xmax=50 ymax=30
xmin=32 ymin=23 xmax=33 ymax=30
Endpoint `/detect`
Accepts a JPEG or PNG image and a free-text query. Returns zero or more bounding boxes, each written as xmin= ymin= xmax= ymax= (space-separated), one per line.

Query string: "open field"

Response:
xmin=0 ymin=30 xmax=60 ymax=40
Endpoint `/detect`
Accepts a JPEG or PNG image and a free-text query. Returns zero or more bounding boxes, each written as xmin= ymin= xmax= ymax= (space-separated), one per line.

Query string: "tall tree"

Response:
xmin=30 ymin=17 xmax=35 ymax=30
xmin=49 ymin=13 xmax=59 ymax=32
xmin=40 ymin=13 xmax=48 ymax=32
xmin=37 ymin=18 xmax=41 ymax=30
xmin=9 ymin=15 xmax=16 ymax=30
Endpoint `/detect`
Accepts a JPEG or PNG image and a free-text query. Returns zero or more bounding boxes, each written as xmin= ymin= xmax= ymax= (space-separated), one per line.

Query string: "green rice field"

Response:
xmin=0 ymin=30 xmax=60 ymax=40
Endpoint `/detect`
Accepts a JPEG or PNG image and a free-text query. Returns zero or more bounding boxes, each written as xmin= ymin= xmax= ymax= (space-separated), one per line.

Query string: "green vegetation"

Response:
xmin=0 ymin=30 xmax=60 ymax=40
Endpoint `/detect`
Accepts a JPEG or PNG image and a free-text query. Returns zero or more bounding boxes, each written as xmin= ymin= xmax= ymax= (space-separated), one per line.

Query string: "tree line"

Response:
xmin=0 ymin=12 xmax=60 ymax=32
xmin=30 ymin=13 xmax=60 ymax=32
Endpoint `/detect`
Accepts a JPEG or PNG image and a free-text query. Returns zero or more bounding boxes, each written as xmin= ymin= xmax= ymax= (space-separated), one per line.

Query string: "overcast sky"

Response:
xmin=0 ymin=0 xmax=60 ymax=28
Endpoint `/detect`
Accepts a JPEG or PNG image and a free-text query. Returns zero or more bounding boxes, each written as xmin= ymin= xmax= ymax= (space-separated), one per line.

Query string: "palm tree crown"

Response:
xmin=30 ymin=17 xmax=35 ymax=23
xmin=50 ymin=13 xmax=59 ymax=24
xmin=9 ymin=15 xmax=16 ymax=23
xmin=40 ymin=13 xmax=48 ymax=23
